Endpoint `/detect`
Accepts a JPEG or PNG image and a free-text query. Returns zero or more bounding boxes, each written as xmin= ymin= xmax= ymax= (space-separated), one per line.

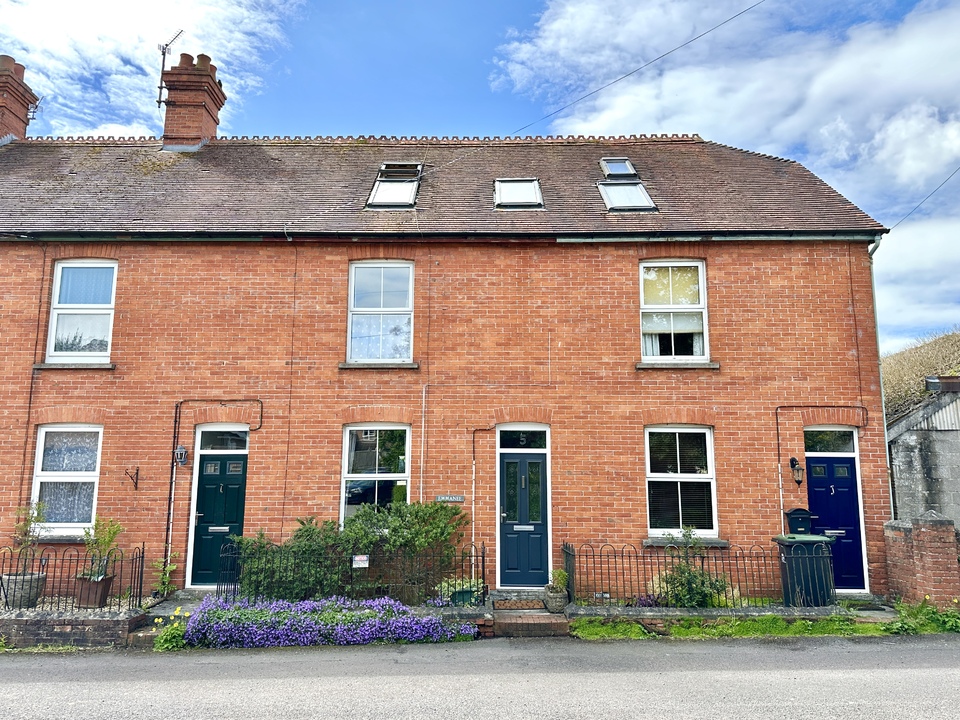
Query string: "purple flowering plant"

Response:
xmin=183 ymin=594 xmax=478 ymax=649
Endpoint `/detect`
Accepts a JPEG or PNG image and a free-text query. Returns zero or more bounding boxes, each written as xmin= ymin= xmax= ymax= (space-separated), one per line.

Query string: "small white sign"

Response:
xmin=436 ymin=494 xmax=465 ymax=503
xmin=352 ymin=554 xmax=370 ymax=569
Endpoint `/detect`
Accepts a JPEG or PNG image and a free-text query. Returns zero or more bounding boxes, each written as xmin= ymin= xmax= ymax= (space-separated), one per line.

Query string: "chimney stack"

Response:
xmin=161 ymin=52 xmax=227 ymax=151
xmin=0 ymin=54 xmax=39 ymax=141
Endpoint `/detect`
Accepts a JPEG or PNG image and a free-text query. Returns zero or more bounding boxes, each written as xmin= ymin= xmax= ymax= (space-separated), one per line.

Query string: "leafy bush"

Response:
xmin=183 ymin=595 xmax=477 ymax=648
xmin=656 ymin=528 xmax=727 ymax=608
xmin=232 ymin=504 xmax=470 ymax=602
xmin=234 ymin=520 xmax=353 ymax=601
xmin=340 ymin=502 xmax=468 ymax=555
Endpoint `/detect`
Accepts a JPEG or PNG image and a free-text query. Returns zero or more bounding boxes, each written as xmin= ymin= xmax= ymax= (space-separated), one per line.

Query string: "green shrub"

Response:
xmin=658 ymin=528 xmax=727 ymax=608
xmin=340 ymin=502 xmax=468 ymax=555
xmin=233 ymin=503 xmax=470 ymax=602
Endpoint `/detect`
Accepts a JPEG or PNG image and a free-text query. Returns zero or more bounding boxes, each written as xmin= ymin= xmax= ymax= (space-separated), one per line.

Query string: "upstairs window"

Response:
xmin=367 ymin=162 xmax=422 ymax=207
xmin=46 ymin=260 xmax=118 ymax=364
xmin=598 ymin=157 xmax=655 ymax=210
xmin=495 ymin=178 xmax=543 ymax=208
xmin=640 ymin=261 xmax=708 ymax=361
xmin=348 ymin=261 xmax=413 ymax=363
xmin=32 ymin=425 xmax=103 ymax=535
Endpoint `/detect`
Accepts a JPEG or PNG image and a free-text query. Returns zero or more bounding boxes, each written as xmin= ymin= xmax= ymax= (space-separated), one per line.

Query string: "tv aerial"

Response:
xmin=156 ymin=29 xmax=184 ymax=108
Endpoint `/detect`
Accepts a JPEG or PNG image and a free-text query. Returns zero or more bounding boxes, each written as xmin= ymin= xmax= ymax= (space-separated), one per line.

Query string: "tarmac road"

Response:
xmin=3 ymin=634 xmax=960 ymax=719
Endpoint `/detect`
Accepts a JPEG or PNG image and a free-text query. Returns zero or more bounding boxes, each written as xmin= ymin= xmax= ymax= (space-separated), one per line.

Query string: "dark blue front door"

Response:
xmin=806 ymin=456 xmax=865 ymax=590
xmin=499 ymin=453 xmax=548 ymax=587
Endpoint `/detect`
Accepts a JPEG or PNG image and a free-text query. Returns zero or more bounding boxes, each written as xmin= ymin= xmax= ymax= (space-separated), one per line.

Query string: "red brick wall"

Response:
xmin=0 ymin=238 xmax=890 ymax=593
xmin=885 ymin=513 xmax=960 ymax=607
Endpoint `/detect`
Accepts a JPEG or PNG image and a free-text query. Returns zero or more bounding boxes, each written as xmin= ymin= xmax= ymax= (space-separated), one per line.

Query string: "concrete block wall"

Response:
xmin=0 ymin=237 xmax=890 ymax=594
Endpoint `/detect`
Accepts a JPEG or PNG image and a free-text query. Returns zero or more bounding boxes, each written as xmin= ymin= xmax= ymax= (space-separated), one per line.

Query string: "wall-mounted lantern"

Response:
xmin=789 ymin=457 xmax=805 ymax=487
xmin=174 ymin=445 xmax=189 ymax=466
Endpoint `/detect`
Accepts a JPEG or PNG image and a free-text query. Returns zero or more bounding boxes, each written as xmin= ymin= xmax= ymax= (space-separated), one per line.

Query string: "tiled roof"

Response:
xmin=0 ymin=134 xmax=885 ymax=237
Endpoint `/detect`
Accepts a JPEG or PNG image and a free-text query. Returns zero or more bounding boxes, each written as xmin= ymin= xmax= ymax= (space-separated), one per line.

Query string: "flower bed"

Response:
xmin=183 ymin=595 xmax=477 ymax=649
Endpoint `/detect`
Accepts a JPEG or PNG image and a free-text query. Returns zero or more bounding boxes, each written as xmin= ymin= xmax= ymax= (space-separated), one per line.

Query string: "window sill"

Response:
xmin=33 ymin=363 xmax=116 ymax=370
xmin=338 ymin=362 xmax=419 ymax=370
xmin=643 ymin=537 xmax=729 ymax=549
xmin=635 ymin=361 xmax=720 ymax=370
xmin=38 ymin=535 xmax=86 ymax=544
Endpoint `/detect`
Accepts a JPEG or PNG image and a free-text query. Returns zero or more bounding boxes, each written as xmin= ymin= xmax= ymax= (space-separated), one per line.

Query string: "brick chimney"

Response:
xmin=161 ymin=52 xmax=227 ymax=151
xmin=0 ymin=54 xmax=39 ymax=141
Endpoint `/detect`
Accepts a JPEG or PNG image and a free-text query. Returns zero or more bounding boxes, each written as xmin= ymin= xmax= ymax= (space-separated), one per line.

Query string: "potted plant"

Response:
xmin=75 ymin=516 xmax=123 ymax=609
xmin=435 ymin=575 xmax=485 ymax=607
xmin=544 ymin=568 xmax=569 ymax=613
xmin=1 ymin=502 xmax=47 ymax=609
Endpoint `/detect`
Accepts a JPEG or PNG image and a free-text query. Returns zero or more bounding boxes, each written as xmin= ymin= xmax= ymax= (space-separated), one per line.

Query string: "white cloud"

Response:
xmin=493 ymin=0 xmax=960 ymax=350
xmin=0 ymin=0 xmax=301 ymax=137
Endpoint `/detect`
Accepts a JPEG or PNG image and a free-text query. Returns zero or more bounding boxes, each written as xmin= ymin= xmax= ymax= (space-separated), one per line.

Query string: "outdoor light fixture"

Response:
xmin=789 ymin=457 xmax=804 ymax=487
xmin=174 ymin=445 xmax=188 ymax=466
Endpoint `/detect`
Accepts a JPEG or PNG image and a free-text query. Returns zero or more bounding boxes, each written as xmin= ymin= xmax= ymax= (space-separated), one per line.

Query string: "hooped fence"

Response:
xmin=0 ymin=545 xmax=146 ymax=612
xmin=218 ymin=541 xmax=487 ymax=607
xmin=563 ymin=541 xmax=836 ymax=609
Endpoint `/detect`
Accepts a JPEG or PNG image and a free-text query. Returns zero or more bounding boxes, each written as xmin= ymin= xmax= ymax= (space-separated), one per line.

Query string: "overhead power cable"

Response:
xmin=509 ymin=0 xmax=769 ymax=136
xmin=890 ymin=162 xmax=960 ymax=230
xmin=284 ymin=0 xmax=769 ymax=229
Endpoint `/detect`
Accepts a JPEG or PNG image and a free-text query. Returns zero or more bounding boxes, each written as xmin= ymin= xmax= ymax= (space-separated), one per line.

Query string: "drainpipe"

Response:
xmin=868 ymin=232 xmax=895 ymax=518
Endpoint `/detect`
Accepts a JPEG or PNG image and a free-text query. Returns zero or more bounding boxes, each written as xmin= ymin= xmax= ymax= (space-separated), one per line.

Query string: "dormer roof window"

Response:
xmin=598 ymin=157 xmax=656 ymax=211
xmin=367 ymin=162 xmax=422 ymax=208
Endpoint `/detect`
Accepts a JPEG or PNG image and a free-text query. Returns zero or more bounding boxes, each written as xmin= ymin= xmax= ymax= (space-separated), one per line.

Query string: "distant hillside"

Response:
xmin=882 ymin=329 xmax=960 ymax=422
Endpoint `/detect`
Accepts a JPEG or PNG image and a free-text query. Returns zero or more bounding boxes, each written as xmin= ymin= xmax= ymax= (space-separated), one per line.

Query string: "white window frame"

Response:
xmin=347 ymin=261 xmax=414 ymax=363
xmin=598 ymin=157 xmax=655 ymax=210
xmin=494 ymin=178 xmax=543 ymax=208
xmin=645 ymin=426 xmax=718 ymax=537
xmin=340 ymin=424 xmax=411 ymax=524
xmin=640 ymin=260 xmax=709 ymax=362
xmin=367 ymin=162 xmax=422 ymax=208
xmin=599 ymin=157 xmax=637 ymax=177
xmin=32 ymin=424 xmax=103 ymax=536
xmin=45 ymin=259 xmax=118 ymax=364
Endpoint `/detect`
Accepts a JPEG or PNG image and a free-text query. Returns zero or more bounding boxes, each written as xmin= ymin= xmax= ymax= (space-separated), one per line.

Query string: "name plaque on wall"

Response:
xmin=436 ymin=494 xmax=465 ymax=503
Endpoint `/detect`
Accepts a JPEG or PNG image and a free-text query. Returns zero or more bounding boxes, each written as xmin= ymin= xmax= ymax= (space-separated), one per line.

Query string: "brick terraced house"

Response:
xmin=0 ymin=52 xmax=890 ymax=593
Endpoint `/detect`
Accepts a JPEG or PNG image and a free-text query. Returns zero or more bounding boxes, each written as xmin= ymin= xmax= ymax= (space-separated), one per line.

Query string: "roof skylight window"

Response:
xmin=495 ymin=178 xmax=543 ymax=208
xmin=368 ymin=162 xmax=422 ymax=207
xmin=598 ymin=156 xmax=656 ymax=211
xmin=600 ymin=157 xmax=637 ymax=177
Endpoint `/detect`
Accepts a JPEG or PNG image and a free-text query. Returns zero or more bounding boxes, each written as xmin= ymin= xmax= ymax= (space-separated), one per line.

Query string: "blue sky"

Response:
xmin=2 ymin=0 xmax=958 ymax=354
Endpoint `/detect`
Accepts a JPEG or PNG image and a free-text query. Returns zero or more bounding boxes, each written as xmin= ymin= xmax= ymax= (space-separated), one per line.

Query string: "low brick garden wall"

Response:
xmin=0 ymin=608 xmax=147 ymax=648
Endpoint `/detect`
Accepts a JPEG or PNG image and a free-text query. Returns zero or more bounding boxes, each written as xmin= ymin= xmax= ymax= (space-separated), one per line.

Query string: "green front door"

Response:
xmin=191 ymin=454 xmax=247 ymax=585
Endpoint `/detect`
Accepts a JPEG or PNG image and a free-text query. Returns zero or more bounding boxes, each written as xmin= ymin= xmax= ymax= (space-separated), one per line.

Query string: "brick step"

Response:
xmin=493 ymin=610 xmax=569 ymax=638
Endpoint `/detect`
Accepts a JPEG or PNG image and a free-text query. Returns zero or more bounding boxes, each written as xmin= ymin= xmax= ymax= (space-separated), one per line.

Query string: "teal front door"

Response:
xmin=191 ymin=454 xmax=247 ymax=585
xmin=499 ymin=453 xmax=549 ymax=587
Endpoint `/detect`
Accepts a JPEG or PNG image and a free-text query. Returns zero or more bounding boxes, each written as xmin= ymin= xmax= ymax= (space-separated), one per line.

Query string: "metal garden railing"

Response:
xmin=562 ymin=541 xmax=835 ymax=609
xmin=0 ymin=545 xmax=146 ymax=612
xmin=218 ymin=542 xmax=487 ymax=607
